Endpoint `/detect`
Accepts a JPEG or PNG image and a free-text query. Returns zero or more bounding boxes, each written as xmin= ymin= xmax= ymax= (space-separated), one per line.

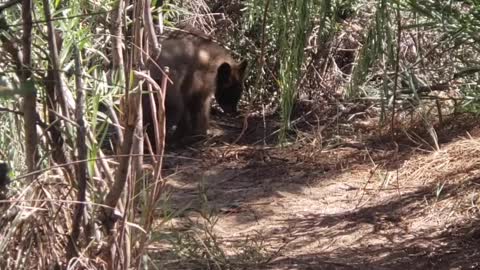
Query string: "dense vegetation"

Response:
xmin=0 ymin=0 xmax=479 ymax=269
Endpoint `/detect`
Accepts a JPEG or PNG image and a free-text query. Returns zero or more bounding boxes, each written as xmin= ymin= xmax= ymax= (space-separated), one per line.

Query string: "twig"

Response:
xmin=22 ymin=0 xmax=39 ymax=179
xmin=232 ymin=113 xmax=250 ymax=144
xmin=390 ymin=2 xmax=402 ymax=135
xmin=42 ymin=0 xmax=70 ymax=116
xmin=398 ymin=83 xmax=450 ymax=94
xmin=66 ymin=46 xmax=88 ymax=260
xmin=0 ymin=107 xmax=23 ymax=116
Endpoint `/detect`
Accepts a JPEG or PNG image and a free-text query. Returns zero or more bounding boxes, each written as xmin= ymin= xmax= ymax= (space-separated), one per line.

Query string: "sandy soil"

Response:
xmin=151 ymin=113 xmax=480 ymax=270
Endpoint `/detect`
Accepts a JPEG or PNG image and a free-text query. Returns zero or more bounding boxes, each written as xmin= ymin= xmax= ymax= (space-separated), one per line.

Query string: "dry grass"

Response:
xmin=152 ymin=119 xmax=480 ymax=269
xmin=1 ymin=0 xmax=479 ymax=269
xmin=399 ymin=134 xmax=480 ymax=186
xmin=0 ymin=169 xmax=99 ymax=269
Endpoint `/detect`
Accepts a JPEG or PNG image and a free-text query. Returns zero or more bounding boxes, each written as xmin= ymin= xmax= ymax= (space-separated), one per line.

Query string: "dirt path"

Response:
xmin=152 ymin=120 xmax=480 ymax=270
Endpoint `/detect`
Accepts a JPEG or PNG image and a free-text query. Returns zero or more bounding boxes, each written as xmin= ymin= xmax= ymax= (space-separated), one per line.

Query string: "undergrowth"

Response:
xmin=0 ymin=0 xmax=479 ymax=269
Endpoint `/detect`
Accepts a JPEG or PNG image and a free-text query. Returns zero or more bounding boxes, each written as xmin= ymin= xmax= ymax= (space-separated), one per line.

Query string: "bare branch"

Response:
xmin=66 ymin=46 xmax=88 ymax=261
xmin=144 ymin=0 xmax=161 ymax=57
xmin=42 ymin=0 xmax=71 ymax=116
xmin=110 ymin=0 xmax=125 ymax=71
xmin=21 ymin=0 xmax=39 ymax=179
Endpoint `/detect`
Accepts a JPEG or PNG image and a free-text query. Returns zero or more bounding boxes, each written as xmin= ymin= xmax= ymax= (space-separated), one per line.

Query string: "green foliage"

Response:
xmin=1 ymin=0 xmax=480 ymax=268
xmin=345 ymin=0 xmax=480 ymax=124
xmin=240 ymin=0 xmax=369 ymax=142
xmin=277 ymin=0 xmax=312 ymax=142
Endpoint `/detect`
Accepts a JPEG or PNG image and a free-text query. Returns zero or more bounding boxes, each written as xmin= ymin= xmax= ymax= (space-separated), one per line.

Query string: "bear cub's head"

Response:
xmin=215 ymin=60 xmax=248 ymax=114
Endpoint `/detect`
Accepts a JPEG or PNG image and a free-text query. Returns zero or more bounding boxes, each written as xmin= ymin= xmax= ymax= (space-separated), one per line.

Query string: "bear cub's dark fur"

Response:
xmin=143 ymin=28 xmax=248 ymax=147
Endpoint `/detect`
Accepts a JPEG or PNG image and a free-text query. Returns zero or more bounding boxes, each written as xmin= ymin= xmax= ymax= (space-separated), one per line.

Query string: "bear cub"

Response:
xmin=144 ymin=28 xmax=248 ymax=147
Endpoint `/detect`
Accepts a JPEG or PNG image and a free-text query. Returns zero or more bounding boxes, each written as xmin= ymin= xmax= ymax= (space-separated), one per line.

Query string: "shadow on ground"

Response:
xmin=150 ymin=112 xmax=480 ymax=269
xmin=261 ymin=175 xmax=480 ymax=269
